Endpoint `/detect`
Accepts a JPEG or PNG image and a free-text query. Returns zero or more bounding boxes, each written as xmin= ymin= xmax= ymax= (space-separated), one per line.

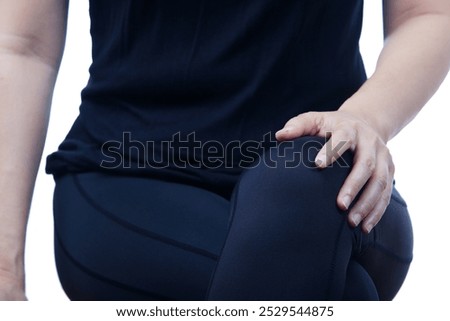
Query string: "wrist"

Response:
xmin=0 ymin=267 xmax=25 ymax=295
xmin=0 ymin=263 xmax=25 ymax=281
xmin=338 ymin=96 xmax=393 ymax=144
xmin=0 ymin=245 xmax=25 ymax=280
xmin=0 ymin=268 xmax=26 ymax=300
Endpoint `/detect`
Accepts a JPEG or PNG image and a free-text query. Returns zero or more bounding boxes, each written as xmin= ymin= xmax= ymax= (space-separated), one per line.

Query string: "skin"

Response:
xmin=0 ymin=0 xmax=68 ymax=300
xmin=0 ymin=0 xmax=449 ymax=300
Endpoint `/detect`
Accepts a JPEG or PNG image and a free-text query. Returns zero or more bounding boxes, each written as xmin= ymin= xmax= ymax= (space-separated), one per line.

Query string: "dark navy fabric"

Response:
xmin=46 ymin=0 xmax=367 ymax=197
xmin=53 ymin=137 xmax=413 ymax=301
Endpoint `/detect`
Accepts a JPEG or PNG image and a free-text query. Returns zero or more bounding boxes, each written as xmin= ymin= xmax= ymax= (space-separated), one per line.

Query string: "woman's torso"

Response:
xmin=46 ymin=0 xmax=367 ymax=196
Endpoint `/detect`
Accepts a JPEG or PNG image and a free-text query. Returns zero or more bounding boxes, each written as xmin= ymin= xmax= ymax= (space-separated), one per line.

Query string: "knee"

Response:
xmin=230 ymin=136 xmax=354 ymax=238
xmin=239 ymin=136 xmax=353 ymax=197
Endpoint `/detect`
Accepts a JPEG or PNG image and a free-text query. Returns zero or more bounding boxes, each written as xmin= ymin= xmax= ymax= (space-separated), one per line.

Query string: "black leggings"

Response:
xmin=53 ymin=137 xmax=413 ymax=300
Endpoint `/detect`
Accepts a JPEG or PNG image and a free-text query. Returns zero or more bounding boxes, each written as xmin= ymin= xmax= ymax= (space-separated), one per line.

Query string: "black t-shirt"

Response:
xmin=46 ymin=0 xmax=366 ymax=196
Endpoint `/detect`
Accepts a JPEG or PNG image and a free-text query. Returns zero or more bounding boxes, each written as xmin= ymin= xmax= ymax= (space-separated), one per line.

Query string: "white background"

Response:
xmin=24 ymin=1 xmax=450 ymax=303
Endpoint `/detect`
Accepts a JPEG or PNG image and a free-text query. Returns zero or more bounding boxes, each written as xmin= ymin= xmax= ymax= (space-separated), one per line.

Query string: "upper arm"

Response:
xmin=0 ymin=0 xmax=69 ymax=68
xmin=383 ymin=0 xmax=450 ymax=37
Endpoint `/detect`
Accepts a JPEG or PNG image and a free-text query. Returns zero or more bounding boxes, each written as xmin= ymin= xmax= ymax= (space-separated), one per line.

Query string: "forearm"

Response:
xmin=340 ymin=12 xmax=450 ymax=142
xmin=0 ymin=53 xmax=58 ymax=279
xmin=0 ymin=3 xmax=67 ymax=294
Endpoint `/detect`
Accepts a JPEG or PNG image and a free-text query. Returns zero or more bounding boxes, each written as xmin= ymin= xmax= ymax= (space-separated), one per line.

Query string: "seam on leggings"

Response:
xmin=370 ymin=243 xmax=413 ymax=264
xmin=326 ymin=218 xmax=346 ymax=300
xmin=72 ymin=174 xmax=219 ymax=261
xmin=54 ymin=231 xmax=175 ymax=300
xmin=364 ymin=226 xmax=412 ymax=264
xmin=204 ymin=175 xmax=242 ymax=299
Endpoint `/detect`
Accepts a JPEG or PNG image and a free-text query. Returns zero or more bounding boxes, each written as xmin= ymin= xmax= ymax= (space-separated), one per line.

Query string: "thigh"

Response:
xmin=53 ymin=172 xmax=231 ymax=300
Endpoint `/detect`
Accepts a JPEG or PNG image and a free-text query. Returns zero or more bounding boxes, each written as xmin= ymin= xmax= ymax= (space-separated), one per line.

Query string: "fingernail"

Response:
xmin=342 ymin=195 xmax=351 ymax=210
xmin=315 ymin=154 xmax=326 ymax=167
xmin=351 ymin=213 xmax=362 ymax=226
xmin=275 ymin=127 xmax=292 ymax=137
xmin=364 ymin=223 xmax=374 ymax=234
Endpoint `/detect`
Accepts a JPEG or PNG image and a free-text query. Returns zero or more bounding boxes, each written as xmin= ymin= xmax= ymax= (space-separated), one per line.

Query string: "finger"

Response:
xmin=314 ymin=128 xmax=355 ymax=168
xmin=337 ymin=149 xmax=376 ymax=211
xmin=347 ymin=165 xmax=391 ymax=228
xmin=361 ymin=182 xmax=393 ymax=234
xmin=275 ymin=112 xmax=326 ymax=141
